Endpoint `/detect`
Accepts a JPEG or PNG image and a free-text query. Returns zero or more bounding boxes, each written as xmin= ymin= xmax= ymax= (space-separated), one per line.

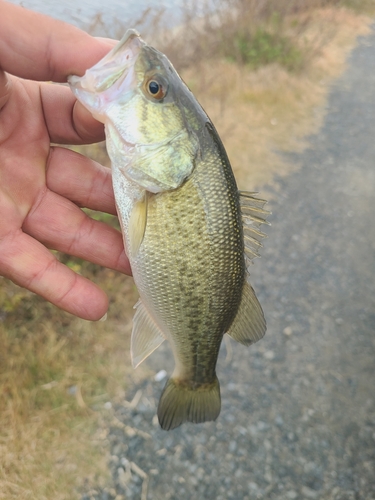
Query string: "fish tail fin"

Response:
xmin=157 ymin=376 xmax=221 ymax=431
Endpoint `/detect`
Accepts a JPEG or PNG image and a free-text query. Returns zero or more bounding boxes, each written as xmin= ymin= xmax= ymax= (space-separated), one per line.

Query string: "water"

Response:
xmin=8 ymin=0 xmax=186 ymax=34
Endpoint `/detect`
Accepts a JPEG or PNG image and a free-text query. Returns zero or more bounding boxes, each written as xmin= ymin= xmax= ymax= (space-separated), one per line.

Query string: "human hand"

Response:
xmin=0 ymin=1 xmax=130 ymax=320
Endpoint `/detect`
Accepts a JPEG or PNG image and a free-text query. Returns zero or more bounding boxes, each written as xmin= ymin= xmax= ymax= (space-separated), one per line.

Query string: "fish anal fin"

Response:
xmin=158 ymin=376 xmax=221 ymax=431
xmin=128 ymin=193 xmax=148 ymax=258
xmin=226 ymin=280 xmax=266 ymax=346
xmin=131 ymin=300 xmax=165 ymax=368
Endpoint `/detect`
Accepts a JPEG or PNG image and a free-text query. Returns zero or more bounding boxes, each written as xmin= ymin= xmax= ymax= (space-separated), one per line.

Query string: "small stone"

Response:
xmin=335 ymin=317 xmax=344 ymax=325
xmin=197 ymin=467 xmax=206 ymax=480
xmin=286 ymin=491 xmax=298 ymax=499
xmin=154 ymin=370 xmax=167 ymax=382
xmin=264 ymin=472 xmax=272 ymax=483
xmin=283 ymin=326 xmax=293 ymax=336
xmin=264 ymin=439 xmax=272 ymax=451
xmin=263 ymin=350 xmax=275 ymax=360
xmin=301 ymin=486 xmax=319 ymax=498
xmin=104 ymin=401 xmax=112 ymax=410
xmin=229 ymin=440 xmax=237 ymax=453
xmin=249 ymin=425 xmax=258 ymax=436
xmin=275 ymin=415 xmax=284 ymax=426
xmin=248 ymin=482 xmax=258 ymax=490
xmin=257 ymin=421 xmax=268 ymax=431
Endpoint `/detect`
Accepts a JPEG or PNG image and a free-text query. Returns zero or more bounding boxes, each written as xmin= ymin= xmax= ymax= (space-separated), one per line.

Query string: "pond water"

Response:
xmin=7 ymin=0 xmax=189 ymax=34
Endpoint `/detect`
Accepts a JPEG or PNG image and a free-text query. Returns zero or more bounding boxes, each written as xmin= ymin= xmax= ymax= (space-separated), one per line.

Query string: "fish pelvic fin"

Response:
xmin=226 ymin=280 xmax=266 ymax=346
xmin=157 ymin=376 xmax=221 ymax=431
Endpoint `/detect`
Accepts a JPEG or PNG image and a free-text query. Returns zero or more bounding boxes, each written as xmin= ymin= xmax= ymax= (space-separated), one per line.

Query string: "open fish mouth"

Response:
xmin=68 ymin=29 xmax=144 ymax=121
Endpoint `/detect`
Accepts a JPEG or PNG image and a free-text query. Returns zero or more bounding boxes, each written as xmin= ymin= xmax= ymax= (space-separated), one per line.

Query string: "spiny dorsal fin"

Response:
xmin=239 ymin=191 xmax=270 ymax=268
xmin=128 ymin=192 xmax=148 ymax=258
xmin=226 ymin=280 xmax=266 ymax=346
xmin=131 ymin=300 xmax=165 ymax=368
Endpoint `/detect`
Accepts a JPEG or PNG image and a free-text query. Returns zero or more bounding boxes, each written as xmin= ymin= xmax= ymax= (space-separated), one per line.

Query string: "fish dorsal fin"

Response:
xmin=128 ymin=192 xmax=148 ymax=258
xmin=239 ymin=191 xmax=270 ymax=268
xmin=131 ymin=300 xmax=166 ymax=368
xmin=226 ymin=280 xmax=266 ymax=345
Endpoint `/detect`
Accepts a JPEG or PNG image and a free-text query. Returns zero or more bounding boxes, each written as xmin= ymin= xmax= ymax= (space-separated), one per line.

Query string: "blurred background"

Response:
xmin=1 ymin=1 xmax=375 ymax=499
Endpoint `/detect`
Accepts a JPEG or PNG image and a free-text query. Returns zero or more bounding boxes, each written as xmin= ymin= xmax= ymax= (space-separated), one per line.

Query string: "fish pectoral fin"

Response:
xmin=239 ymin=191 xmax=270 ymax=268
xmin=131 ymin=300 xmax=166 ymax=368
xmin=128 ymin=192 xmax=148 ymax=258
xmin=226 ymin=280 xmax=266 ymax=346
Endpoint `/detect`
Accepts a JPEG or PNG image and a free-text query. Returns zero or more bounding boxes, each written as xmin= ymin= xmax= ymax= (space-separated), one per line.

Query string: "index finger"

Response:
xmin=0 ymin=0 xmax=113 ymax=82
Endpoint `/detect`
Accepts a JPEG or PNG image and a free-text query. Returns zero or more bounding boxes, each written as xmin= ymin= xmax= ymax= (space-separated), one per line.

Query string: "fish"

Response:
xmin=69 ymin=29 xmax=268 ymax=431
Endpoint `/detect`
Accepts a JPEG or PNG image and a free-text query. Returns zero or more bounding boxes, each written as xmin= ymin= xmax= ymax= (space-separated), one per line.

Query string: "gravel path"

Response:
xmin=83 ymin=28 xmax=375 ymax=500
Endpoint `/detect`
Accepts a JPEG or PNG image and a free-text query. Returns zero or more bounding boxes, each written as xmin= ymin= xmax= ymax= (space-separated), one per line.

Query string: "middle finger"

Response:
xmin=23 ymin=188 xmax=130 ymax=275
xmin=46 ymin=146 xmax=116 ymax=214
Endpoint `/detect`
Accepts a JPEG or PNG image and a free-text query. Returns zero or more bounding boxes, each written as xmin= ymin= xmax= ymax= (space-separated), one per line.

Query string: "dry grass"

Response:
xmin=0 ymin=2 xmax=374 ymax=499
xmin=0 ymin=270 xmax=138 ymax=499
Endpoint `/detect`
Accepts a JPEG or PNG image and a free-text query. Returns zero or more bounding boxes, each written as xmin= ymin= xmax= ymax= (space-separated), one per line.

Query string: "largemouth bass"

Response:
xmin=69 ymin=30 xmax=268 ymax=431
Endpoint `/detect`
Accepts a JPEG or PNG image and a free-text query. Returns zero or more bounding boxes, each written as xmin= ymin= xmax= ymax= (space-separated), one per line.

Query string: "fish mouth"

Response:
xmin=68 ymin=29 xmax=145 ymax=122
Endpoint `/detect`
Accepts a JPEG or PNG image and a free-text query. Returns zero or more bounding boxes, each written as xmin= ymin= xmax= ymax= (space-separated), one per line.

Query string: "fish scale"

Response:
xmin=69 ymin=29 xmax=268 ymax=430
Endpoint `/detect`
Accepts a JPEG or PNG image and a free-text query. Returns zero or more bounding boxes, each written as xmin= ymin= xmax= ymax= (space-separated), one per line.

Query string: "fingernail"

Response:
xmin=99 ymin=313 xmax=107 ymax=322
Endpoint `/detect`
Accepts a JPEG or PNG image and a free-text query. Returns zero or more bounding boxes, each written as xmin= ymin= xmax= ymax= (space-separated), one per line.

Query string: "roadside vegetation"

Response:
xmin=1 ymin=0 xmax=374 ymax=498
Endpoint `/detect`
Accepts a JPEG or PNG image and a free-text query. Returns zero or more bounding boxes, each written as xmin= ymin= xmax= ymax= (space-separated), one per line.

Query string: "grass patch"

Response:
xmin=229 ymin=28 xmax=304 ymax=71
xmin=0 ymin=270 xmax=138 ymax=499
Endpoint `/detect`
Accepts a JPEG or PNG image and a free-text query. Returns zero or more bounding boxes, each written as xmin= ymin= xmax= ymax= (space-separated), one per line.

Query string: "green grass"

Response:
xmin=231 ymin=28 xmax=304 ymax=71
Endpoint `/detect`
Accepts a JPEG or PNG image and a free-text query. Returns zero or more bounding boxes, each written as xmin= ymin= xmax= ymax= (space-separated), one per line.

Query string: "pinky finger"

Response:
xmin=0 ymin=230 xmax=108 ymax=320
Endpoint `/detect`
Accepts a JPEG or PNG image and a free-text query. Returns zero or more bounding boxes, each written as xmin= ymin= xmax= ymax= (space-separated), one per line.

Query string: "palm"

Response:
xmin=0 ymin=17 xmax=130 ymax=320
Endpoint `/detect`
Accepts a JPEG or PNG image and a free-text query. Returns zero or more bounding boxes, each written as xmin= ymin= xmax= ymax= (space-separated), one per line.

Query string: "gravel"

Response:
xmin=82 ymin=28 xmax=375 ymax=500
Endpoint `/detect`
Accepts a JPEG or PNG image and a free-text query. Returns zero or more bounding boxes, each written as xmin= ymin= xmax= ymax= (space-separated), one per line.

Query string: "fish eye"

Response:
xmin=148 ymin=81 xmax=160 ymax=94
xmin=146 ymin=78 xmax=167 ymax=100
